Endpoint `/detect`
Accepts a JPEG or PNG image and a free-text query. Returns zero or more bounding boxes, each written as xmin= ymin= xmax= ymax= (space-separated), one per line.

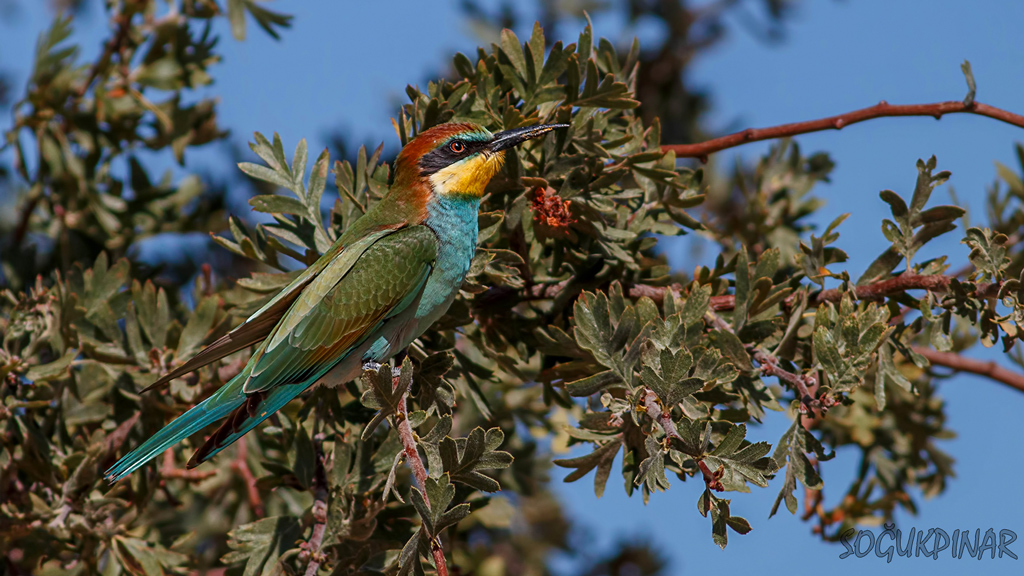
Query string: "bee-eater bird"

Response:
xmin=105 ymin=121 xmax=568 ymax=481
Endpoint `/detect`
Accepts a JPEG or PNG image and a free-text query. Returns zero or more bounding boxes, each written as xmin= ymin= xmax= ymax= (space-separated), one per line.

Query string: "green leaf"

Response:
xmin=31 ymin=14 xmax=77 ymax=84
xmin=248 ymin=193 xmax=308 ymax=216
xmin=222 ymin=516 xmax=302 ymax=576
xmin=227 ymin=0 xmax=293 ymax=40
xmin=709 ymin=330 xmax=752 ymax=371
xmin=113 ymin=536 xmax=188 ymax=576
xmin=437 ymin=427 xmax=512 ymax=492
xmin=26 ymin=349 xmax=76 ymax=382
xmin=500 ymin=28 xmax=528 ymax=80
xmin=961 ymin=59 xmax=977 ymax=106
xmin=566 ymin=370 xmax=623 ymax=397
xmin=640 ymin=348 xmax=702 ymax=406
xmin=553 ymin=439 xmax=622 ymax=498
xmin=359 ymin=357 xmax=414 ymax=440
xmin=175 ymin=296 xmax=218 ymax=359
xmin=963 ymin=227 xmax=1009 ymax=281
xmin=291 ymin=426 xmax=315 ymax=490
xmin=635 ymin=435 xmax=670 ymax=492
xmin=238 ymin=162 xmax=292 ymax=190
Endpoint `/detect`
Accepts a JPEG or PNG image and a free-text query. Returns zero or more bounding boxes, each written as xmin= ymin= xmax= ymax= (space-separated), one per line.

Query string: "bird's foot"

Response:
xmin=360 ymin=360 xmax=402 ymax=378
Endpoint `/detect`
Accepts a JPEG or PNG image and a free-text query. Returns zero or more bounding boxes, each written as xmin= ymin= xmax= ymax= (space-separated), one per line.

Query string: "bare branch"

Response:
xmin=160 ymin=451 xmax=216 ymax=483
xmin=630 ymin=273 xmax=1002 ymax=312
xmin=705 ymin=310 xmax=827 ymax=413
xmin=394 ymin=371 xmax=449 ymax=576
xmin=641 ymin=388 xmax=683 ymax=442
xmin=396 ymin=393 xmax=429 ymax=490
xmin=231 ymin=437 xmax=264 ymax=518
xmin=912 ymin=346 xmax=1024 ymax=394
xmin=301 ymin=433 xmax=328 ymax=576
xmin=662 ymin=100 xmax=1024 ymax=161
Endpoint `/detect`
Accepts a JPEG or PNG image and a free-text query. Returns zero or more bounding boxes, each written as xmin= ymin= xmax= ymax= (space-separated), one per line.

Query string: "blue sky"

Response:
xmin=3 ymin=1 xmax=1024 ymax=574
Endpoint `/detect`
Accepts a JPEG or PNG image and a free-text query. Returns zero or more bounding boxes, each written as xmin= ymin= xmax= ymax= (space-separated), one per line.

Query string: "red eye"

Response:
xmin=449 ymin=141 xmax=465 ymax=153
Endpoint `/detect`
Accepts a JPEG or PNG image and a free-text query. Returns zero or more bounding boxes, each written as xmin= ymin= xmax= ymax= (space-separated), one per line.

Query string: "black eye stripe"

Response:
xmin=418 ymin=138 xmax=489 ymax=176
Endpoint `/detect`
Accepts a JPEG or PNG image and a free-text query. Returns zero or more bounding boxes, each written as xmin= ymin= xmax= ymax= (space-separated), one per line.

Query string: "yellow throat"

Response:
xmin=428 ymin=150 xmax=506 ymax=199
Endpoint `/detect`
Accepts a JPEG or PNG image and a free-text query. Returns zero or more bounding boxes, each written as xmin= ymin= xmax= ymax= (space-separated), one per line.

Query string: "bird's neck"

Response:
xmin=425 ymin=195 xmax=480 ymax=249
xmin=409 ymin=195 xmax=480 ymax=325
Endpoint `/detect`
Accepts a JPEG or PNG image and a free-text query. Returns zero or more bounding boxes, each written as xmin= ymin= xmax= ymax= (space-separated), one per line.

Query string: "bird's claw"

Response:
xmin=361 ymin=360 xmax=401 ymax=378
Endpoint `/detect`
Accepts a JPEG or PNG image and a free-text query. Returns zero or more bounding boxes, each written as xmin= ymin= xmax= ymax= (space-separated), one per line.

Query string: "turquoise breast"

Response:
xmin=417 ymin=196 xmax=480 ymax=322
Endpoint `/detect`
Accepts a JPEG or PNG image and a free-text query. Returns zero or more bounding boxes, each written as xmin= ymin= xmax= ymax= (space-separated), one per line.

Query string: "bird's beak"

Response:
xmin=488 ymin=123 xmax=570 ymax=152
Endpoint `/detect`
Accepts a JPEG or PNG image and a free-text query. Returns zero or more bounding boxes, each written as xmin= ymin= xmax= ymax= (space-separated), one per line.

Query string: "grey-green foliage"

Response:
xmin=3 ymin=1 xmax=1024 ymax=574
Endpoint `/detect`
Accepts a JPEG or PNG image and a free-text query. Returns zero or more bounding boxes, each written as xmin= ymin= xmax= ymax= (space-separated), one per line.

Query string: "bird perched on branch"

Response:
xmin=106 ymin=121 xmax=568 ymax=481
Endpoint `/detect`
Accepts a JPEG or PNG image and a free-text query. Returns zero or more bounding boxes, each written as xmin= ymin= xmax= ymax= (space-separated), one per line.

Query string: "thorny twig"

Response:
xmin=662 ymin=99 xmax=1024 ymax=162
xmin=640 ymin=388 xmax=683 ymax=443
xmin=396 ymin=394 xmax=429 ymax=489
xmin=392 ymin=367 xmax=449 ymax=576
xmin=641 ymin=389 xmax=723 ymax=493
xmin=704 ymin=310 xmax=827 ymax=413
xmin=301 ymin=432 xmax=329 ymax=576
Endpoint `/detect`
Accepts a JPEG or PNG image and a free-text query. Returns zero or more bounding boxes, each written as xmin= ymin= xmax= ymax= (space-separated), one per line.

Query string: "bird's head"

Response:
xmin=393 ymin=121 xmax=568 ymax=201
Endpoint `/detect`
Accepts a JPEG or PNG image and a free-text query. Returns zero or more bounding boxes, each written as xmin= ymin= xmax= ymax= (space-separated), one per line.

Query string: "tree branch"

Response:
xmin=159 ymin=451 xmax=216 ymax=482
xmin=642 ymin=388 xmax=724 ymax=494
xmin=397 ymin=394 xmax=429 ymax=491
xmin=630 ymin=273 xmax=1002 ymax=311
xmin=76 ymin=13 xmax=132 ymax=98
xmin=231 ymin=437 xmax=264 ymax=518
xmin=394 ymin=373 xmax=449 ymax=576
xmin=662 ymin=100 xmax=1024 ymax=161
xmin=912 ymin=346 xmax=1024 ymax=393
xmin=641 ymin=388 xmax=683 ymax=443
xmin=704 ymin=309 xmax=829 ymax=413
xmin=301 ymin=432 xmax=329 ymax=576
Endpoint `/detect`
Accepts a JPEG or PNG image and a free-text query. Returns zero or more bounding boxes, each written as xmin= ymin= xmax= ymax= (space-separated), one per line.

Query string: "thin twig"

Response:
xmin=813 ymin=274 xmax=999 ymax=304
xmin=640 ymin=388 xmax=683 ymax=442
xmin=160 ymin=451 xmax=216 ymax=482
xmin=76 ymin=13 xmax=132 ymax=98
xmin=627 ymin=283 xmax=735 ymax=310
xmin=394 ymin=371 xmax=449 ymax=576
xmin=231 ymin=437 xmax=264 ymax=518
xmin=397 ymin=395 xmax=429 ymax=489
xmin=705 ymin=310 xmax=827 ymax=413
xmin=630 ymin=273 xmax=1002 ymax=312
xmin=697 ymin=460 xmax=724 ymax=493
xmin=431 ymin=544 xmax=449 ymax=576
xmin=912 ymin=346 xmax=1024 ymax=393
xmin=10 ymin=195 xmax=40 ymax=251
xmin=302 ymin=433 xmax=329 ymax=576
xmin=641 ymin=388 xmax=723 ymax=494
xmin=752 ymin=349 xmax=822 ymax=410
xmin=662 ymin=100 xmax=1024 ymax=161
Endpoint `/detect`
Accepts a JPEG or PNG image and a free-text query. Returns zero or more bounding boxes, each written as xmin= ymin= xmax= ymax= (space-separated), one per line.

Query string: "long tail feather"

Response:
xmin=107 ymin=340 xmax=357 ymax=481
xmin=104 ymin=390 xmax=245 ymax=482
xmin=187 ymin=382 xmax=309 ymax=468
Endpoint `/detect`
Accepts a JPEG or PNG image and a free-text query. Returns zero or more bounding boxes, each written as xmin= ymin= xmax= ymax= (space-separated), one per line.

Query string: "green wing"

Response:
xmin=241 ymin=225 xmax=439 ymax=393
xmin=140 ymin=225 xmax=401 ymax=393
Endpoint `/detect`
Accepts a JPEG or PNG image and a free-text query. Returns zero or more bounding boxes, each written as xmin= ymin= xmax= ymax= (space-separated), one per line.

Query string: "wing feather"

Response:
xmin=139 ymin=226 xmax=400 ymax=393
xmin=242 ymin=225 xmax=439 ymax=393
